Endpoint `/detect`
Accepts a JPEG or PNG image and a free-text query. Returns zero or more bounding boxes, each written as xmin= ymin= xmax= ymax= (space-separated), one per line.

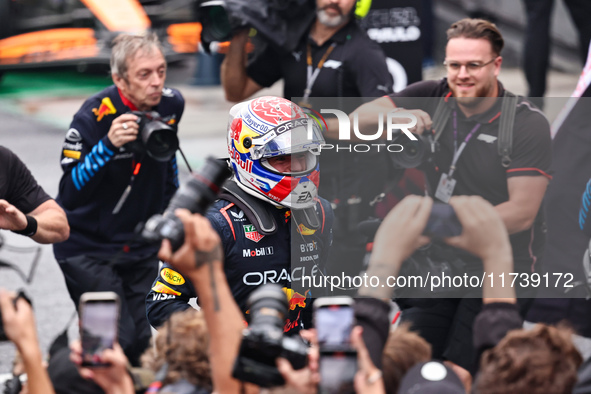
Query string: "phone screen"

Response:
xmin=319 ymin=352 xmax=357 ymax=394
xmin=80 ymin=300 xmax=118 ymax=366
xmin=316 ymin=305 xmax=354 ymax=348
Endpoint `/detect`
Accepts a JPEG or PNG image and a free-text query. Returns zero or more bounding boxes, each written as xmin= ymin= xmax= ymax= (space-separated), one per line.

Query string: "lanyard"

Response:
xmin=113 ymin=158 xmax=143 ymax=214
xmin=303 ymin=42 xmax=337 ymax=102
xmin=448 ymin=111 xmax=481 ymax=178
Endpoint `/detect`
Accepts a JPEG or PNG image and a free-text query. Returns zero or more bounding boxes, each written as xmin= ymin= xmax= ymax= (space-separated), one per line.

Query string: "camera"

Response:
xmin=389 ymin=132 xmax=430 ymax=169
xmin=0 ymin=290 xmax=31 ymax=342
xmin=232 ymin=284 xmax=309 ymax=387
xmin=195 ymin=0 xmax=315 ymax=53
xmin=124 ymin=110 xmax=179 ymax=162
xmin=142 ymin=157 xmax=232 ymax=251
xmin=2 ymin=375 xmax=22 ymax=394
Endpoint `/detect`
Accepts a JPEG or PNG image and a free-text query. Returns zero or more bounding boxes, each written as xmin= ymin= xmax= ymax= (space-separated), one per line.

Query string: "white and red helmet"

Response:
xmin=227 ymin=96 xmax=325 ymax=209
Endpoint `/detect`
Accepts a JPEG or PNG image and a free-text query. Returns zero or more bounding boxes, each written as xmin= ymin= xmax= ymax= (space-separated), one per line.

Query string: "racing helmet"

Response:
xmin=227 ymin=96 xmax=325 ymax=209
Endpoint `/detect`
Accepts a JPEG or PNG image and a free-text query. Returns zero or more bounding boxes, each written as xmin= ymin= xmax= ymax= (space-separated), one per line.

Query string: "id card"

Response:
xmin=434 ymin=173 xmax=456 ymax=203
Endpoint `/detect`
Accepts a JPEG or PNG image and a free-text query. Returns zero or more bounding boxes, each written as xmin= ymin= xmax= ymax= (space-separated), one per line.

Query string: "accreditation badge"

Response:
xmin=434 ymin=173 xmax=456 ymax=203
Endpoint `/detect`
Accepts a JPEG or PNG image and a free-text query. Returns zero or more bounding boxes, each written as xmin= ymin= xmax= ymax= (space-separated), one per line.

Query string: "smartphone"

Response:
xmin=423 ymin=202 xmax=463 ymax=238
xmin=79 ymin=292 xmax=120 ymax=367
xmin=314 ymin=296 xmax=355 ymax=351
xmin=314 ymin=297 xmax=357 ymax=394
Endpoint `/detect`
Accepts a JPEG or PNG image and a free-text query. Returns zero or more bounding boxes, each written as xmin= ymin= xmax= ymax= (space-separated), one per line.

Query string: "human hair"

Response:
xmin=446 ymin=18 xmax=504 ymax=56
xmin=110 ymin=32 xmax=163 ymax=80
xmin=475 ymin=324 xmax=582 ymax=394
xmin=140 ymin=309 xmax=212 ymax=390
xmin=382 ymin=323 xmax=432 ymax=394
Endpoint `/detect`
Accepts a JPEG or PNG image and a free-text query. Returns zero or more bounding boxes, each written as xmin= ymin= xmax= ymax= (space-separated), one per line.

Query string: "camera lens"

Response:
xmin=247 ymin=284 xmax=289 ymax=329
xmin=142 ymin=121 xmax=179 ymax=162
xmin=389 ymin=134 xmax=428 ymax=169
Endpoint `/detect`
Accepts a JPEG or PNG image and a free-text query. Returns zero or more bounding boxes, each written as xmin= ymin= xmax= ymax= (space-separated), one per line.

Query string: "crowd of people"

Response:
xmin=2 ymin=0 xmax=591 ymax=392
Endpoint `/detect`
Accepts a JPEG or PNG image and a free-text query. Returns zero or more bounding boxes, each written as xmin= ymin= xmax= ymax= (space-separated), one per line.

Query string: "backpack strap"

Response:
xmin=430 ymin=95 xmax=452 ymax=148
xmin=498 ymin=91 xmax=518 ymax=167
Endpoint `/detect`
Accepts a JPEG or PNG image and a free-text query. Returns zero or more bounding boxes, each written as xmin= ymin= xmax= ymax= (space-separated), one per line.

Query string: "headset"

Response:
xmin=355 ymin=0 xmax=372 ymax=19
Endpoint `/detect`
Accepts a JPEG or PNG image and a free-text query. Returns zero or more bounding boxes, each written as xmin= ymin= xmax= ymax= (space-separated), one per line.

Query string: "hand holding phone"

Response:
xmin=314 ymin=297 xmax=357 ymax=394
xmin=79 ymin=292 xmax=120 ymax=367
xmin=422 ymin=202 xmax=462 ymax=238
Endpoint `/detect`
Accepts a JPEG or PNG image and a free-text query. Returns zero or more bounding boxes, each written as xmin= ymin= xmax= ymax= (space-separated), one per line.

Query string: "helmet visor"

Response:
xmin=250 ymin=121 xmax=325 ymax=160
xmin=260 ymin=150 xmax=319 ymax=176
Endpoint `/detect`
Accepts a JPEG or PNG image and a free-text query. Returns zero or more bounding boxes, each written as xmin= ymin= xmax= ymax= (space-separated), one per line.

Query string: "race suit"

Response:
xmin=146 ymin=192 xmax=333 ymax=333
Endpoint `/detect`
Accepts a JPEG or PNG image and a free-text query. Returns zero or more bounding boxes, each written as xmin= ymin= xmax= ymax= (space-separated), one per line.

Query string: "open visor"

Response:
xmin=250 ymin=120 xmax=325 ymax=160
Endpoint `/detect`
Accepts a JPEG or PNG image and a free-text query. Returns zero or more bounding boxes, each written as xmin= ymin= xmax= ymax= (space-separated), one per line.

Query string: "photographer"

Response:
xmin=53 ymin=32 xmax=184 ymax=366
xmin=0 ymin=289 xmax=55 ymax=394
xmin=0 ymin=146 xmax=69 ymax=244
xmin=352 ymin=18 xmax=552 ymax=377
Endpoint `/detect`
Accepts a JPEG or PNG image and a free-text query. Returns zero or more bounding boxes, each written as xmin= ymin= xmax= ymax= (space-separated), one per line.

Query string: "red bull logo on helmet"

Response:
xmin=92 ymin=97 xmax=117 ymax=121
xmin=231 ymin=148 xmax=253 ymax=173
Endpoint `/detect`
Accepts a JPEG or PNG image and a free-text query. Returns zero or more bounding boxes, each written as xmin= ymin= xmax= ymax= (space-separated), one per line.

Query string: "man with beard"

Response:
xmin=222 ymin=0 xmax=394 ymax=285
xmin=352 ymin=18 xmax=552 ymax=378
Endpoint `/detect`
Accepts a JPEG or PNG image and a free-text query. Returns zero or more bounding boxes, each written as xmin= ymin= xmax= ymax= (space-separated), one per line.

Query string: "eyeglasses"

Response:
xmin=443 ymin=57 xmax=497 ymax=74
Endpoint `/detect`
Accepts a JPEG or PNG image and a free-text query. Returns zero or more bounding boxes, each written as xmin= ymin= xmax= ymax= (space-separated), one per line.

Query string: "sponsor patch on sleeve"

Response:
xmin=160 ymin=268 xmax=186 ymax=285
xmin=63 ymin=149 xmax=81 ymax=159
xmin=152 ymin=281 xmax=181 ymax=296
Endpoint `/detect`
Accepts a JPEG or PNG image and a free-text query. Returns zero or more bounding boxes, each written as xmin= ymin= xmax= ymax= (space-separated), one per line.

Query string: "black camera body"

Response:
xmin=232 ymin=284 xmax=308 ymax=387
xmin=141 ymin=157 xmax=232 ymax=251
xmin=125 ymin=110 xmax=179 ymax=162
xmin=195 ymin=0 xmax=315 ymax=53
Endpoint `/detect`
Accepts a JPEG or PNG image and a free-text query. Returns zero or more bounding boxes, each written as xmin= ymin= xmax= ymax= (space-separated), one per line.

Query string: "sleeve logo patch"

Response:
xmin=63 ymin=149 xmax=81 ymax=159
xmin=92 ymin=97 xmax=117 ymax=121
xmin=160 ymin=268 xmax=186 ymax=285
xmin=66 ymin=128 xmax=82 ymax=142
xmin=151 ymin=281 xmax=181 ymax=296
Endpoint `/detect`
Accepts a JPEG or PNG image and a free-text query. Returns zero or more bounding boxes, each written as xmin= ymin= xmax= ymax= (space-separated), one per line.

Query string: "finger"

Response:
xmin=421 ymin=111 xmax=433 ymax=131
xmin=416 ymin=235 xmax=432 ymax=248
xmin=300 ymin=328 xmax=318 ymax=347
xmin=70 ymin=342 xmax=83 ymax=365
xmin=158 ymin=239 xmax=172 ymax=262
xmin=276 ymin=357 xmax=294 ymax=375
xmin=412 ymin=196 xmax=433 ymax=232
xmin=0 ymin=290 xmax=16 ymax=321
xmin=79 ymin=368 xmax=94 ymax=380
xmin=0 ymin=290 xmax=11 ymax=317
xmin=176 ymin=209 xmax=198 ymax=249
xmin=14 ymin=296 xmax=31 ymax=314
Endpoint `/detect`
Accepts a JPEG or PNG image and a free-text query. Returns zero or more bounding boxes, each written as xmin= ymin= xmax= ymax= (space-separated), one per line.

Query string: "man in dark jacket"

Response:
xmin=53 ymin=32 xmax=184 ymax=365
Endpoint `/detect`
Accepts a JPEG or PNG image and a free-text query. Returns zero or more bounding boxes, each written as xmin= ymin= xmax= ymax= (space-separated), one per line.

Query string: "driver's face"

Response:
xmin=268 ymin=153 xmax=307 ymax=173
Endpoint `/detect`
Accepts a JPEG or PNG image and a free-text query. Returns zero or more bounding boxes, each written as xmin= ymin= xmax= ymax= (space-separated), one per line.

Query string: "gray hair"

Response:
xmin=110 ymin=32 xmax=163 ymax=80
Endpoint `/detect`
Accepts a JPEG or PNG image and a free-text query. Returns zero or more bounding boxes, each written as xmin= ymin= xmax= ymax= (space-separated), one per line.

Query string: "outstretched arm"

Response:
xmin=0 ymin=199 xmax=69 ymax=244
xmin=0 ymin=289 xmax=56 ymax=394
xmin=158 ymin=209 xmax=246 ymax=393
xmin=221 ymin=29 xmax=263 ymax=102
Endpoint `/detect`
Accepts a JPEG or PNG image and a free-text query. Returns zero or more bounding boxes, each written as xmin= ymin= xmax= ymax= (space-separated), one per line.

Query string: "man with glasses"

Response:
xmin=352 ymin=18 xmax=552 ymax=379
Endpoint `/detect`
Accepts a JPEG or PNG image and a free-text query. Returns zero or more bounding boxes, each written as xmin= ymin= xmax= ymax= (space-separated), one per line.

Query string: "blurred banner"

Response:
xmin=360 ymin=0 xmax=424 ymax=92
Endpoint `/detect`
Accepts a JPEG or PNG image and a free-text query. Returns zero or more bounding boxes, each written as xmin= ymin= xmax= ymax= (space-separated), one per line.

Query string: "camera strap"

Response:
xmin=302 ymin=42 xmax=337 ymax=104
xmin=431 ymin=90 xmax=517 ymax=163
xmin=113 ymin=157 xmax=144 ymax=214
